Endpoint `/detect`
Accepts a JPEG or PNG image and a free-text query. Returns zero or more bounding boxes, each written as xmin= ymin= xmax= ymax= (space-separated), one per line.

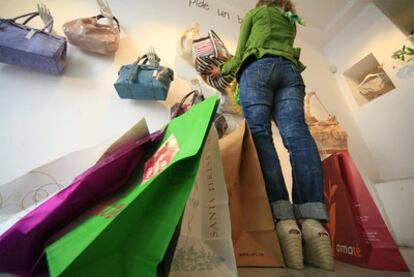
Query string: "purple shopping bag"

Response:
xmin=0 ymin=11 xmax=66 ymax=75
xmin=0 ymin=119 xmax=164 ymax=276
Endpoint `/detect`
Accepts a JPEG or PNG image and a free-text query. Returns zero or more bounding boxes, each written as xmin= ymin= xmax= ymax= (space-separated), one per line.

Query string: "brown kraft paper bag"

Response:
xmin=219 ymin=120 xmax=285 ymax=267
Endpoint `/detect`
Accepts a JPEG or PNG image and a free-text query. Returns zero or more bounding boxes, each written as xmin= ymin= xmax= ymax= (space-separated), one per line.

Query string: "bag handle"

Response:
xmin=179 ymin=22 xmax=200 ymax=51
xmin=94 ymin=14 xmax=120 ymax=31
xmin=359 ymin=72 xmax=389 ymax=86
xmin=134 ymin=55 xmax=149 ymax=65
xmin=12 ymin=12 xmax=39 ymax=24
xmin=130 ymin=55 xmax=147 ymax=82
xmin=10 ymin=12 xmax=54 ymax=34
xmin=305 ymin=91 xmax=332 ymax=121
xmin=171 ymin=90 xmax=204 ymax=118
xmin=130 ymin=54 xmax=161 ymax=82
xmin=182 ymin=22 xmax=200 ymax=40
xmin=209 ymin=30 xmax=226 ymax=57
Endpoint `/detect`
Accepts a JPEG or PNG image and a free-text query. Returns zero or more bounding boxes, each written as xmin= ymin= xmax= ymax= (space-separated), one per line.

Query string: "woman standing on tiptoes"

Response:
xmin=211 ymin=0 xmax=334 ymax=270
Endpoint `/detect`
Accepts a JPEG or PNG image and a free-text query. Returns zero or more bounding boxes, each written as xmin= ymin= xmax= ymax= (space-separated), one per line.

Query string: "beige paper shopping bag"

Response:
xmin=170 ymin=127 xmax=237 ymax=276
xmin=219 ymin=120 xmax=285 ymax=267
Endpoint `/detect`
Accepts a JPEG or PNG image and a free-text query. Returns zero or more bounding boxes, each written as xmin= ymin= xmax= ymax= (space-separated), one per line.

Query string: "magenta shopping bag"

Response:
xmin=0 ymin=119 xmax=164 ymax=276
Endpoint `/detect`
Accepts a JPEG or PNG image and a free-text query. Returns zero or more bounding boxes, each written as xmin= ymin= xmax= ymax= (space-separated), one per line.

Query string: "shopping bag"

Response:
xmin=305 ymin=91 xmax=348 ymax=158
xmin=219 ymin=120 xmax=285 ymax=267
xmin=0 ymin=143 xmax=107 ymax=236
xmin=169 ymin=127 xmax=237 ymax=276
xmin=0 ymin=11 xmax=66 ymax=75
xmin=323 ymin=151 xmax=409 ymax=271
xmin=0 ymin=119 xmax=162 ymax=276
xmin=45 ymin=97 xmax=218 ymax=276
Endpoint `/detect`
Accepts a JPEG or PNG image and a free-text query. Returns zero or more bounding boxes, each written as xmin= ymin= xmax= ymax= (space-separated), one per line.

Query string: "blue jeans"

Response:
xmin=239 ymin=56 xmax=328 ymax=221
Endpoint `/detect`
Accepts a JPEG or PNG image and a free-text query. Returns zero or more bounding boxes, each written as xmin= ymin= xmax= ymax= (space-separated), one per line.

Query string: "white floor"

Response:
xmin=238 ymin=247 xmax=414 ymax=277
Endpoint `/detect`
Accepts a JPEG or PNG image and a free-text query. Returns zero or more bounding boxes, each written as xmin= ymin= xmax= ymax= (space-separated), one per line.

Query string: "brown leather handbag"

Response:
xmin=305 ymin=91 xmax=348 ymax=158
xmin=62 ymin=14 xmax=120 ymax=55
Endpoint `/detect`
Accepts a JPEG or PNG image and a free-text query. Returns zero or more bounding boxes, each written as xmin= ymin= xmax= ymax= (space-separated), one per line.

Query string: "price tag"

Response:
xmin=152 ymin=70 xmax=158 ymax=78
xmin=25 ymin=29 xmax=36 ymax=40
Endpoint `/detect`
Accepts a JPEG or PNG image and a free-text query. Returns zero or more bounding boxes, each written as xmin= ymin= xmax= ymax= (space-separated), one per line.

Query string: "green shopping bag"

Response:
xmin=45 ymin=96 xmax=218 ymax=277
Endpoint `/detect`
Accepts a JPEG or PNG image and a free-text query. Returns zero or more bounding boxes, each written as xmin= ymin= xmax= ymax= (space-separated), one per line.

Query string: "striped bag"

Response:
xmin=192 ymin=30 xmax=235 ymax=93
xmin=192 ymin=30 xmax=229 ymax=59
xmin=196 ymin=56 xmax=235 ymax=94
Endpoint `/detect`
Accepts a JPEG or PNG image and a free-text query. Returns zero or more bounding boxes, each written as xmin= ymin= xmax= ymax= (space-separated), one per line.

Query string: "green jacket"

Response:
xmin=219 ymin=6 xmax=305 ymax=78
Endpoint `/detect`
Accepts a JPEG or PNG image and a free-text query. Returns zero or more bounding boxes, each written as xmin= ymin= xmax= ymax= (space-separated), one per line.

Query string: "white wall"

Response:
xmin=0 ymin=0 xmax=244 ymax=184
xmin=375 ymin=179 xmax=414 ymax=247
xmin=324 ymin=3 xmax=414 ymax=182
xmin=324 ymin=3 xmax=414 ymax=246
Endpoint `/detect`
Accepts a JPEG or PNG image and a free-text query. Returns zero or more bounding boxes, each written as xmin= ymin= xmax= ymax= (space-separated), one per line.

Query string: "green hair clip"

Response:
xmin=284 ymin=11 xmax=306 ymax=26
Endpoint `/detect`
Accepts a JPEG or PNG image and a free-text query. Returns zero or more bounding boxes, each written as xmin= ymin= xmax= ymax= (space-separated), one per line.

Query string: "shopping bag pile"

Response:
xmin=0 ymin=93 xmax=291 ymax=277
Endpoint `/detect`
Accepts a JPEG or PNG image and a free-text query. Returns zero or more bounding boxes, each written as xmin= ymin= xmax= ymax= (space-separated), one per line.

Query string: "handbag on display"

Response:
xmin=170 ymin=90 xmax=205 ymax=118
xmin=62 ymin=14 xmax=120 ymax=55
xmin=193 ymin=30 xmax=235 ymax=94
xmin=176 ymin=22 xmax=200 ymax=63
xmin=114 ymin=52 xmax=174 ymax=101
xmin=0 ymin=11 xmax=66 ymax=75
xmin=305 ymin=91 xmax=348 ymax=158
xmin=358 ymin=72 xmax=390 ymax=99
xmin=323 ymin=151 xmax=409 ymax=272
xmin=45 ymin=98 xmax=219 ymax=276
xmin=219 ymin=121 xmax=285 ymax=267
xmin=213 ymin=113 xmax=229 ymax=139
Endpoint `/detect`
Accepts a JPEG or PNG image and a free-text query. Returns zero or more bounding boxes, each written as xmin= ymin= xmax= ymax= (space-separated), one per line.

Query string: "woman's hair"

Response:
xmin=255 ymin=0 xmax=296 ymax=13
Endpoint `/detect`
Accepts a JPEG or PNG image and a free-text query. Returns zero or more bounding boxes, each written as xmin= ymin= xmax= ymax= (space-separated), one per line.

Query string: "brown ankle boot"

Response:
xmin=276 ymin=219 xmax=304 ymax=270
xmin=301 ymin=219 xmax=334 ymax=271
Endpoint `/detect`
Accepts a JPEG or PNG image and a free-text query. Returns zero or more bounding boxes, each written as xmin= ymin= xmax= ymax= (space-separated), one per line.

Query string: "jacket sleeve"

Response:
xmin=219 ymin=10 xmax=254 ymax=75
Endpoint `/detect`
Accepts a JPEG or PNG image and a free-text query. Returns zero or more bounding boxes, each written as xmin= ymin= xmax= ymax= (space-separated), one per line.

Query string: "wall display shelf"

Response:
xmin=343 ymin=53 xmax=395 ymax=106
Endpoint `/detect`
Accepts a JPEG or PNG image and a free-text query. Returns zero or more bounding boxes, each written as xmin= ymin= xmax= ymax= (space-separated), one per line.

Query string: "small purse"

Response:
xmin=176 ymin=22 xmax=200 ymax=63
xmin=193 ymin=30 xmax=235 ymax=94
xmin=170 ymin=90 xmax=205 ymax=118
xmin=358 ymin=72 xmax=390 ymax=98
xmin=0 ymin=11 xmax=67 ymax=75
xmin=62 ymin=15 xmax=120 ymax=55
xmin=114 ymin=53 xmax=174 ymax=101
xmin=305 ymin=91 xmax=348 ymax=158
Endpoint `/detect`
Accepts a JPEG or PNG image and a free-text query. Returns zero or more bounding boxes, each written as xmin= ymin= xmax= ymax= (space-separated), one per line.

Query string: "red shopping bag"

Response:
xmin=323 ymin=151 xmax=409 ymax=271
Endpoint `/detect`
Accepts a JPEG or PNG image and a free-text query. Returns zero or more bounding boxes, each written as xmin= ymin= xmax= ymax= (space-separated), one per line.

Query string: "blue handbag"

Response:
xmin=114 ymin=54 xmax=174 ymax=100
xmin=0 ymin=12 xmax=67 ymax=75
